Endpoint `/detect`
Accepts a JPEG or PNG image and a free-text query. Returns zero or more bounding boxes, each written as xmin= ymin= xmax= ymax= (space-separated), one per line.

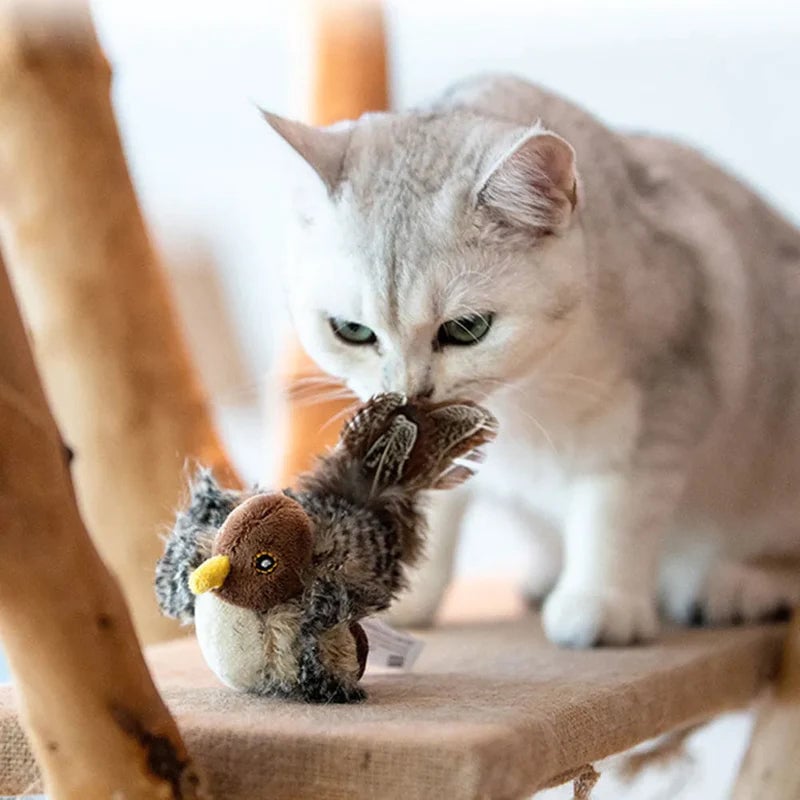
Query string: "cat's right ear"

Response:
xmin=260 ymin=110 xmax=353 ymax=195
xmin=477 ymin=130 xmax=579 ymax=235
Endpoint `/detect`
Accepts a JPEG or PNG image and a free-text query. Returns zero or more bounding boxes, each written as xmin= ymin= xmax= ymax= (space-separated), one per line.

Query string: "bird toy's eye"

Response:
xmin=254 ymin=552 xmax=277 ymax=574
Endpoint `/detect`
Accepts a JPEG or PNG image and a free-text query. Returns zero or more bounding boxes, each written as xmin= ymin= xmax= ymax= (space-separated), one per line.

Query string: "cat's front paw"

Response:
xmin=542 ymin=586 xmax=659 ymax=648
xmin=663 ymin=561 xmax=798 ymax=627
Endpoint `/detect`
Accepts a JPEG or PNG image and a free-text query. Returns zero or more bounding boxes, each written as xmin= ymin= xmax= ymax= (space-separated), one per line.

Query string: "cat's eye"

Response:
xmin=329 ymin=317 xmax=377 ymax=345
xmin=254 ymin=552 xmax=277 ymax=574
xmin=437 ymin=313 xmax=494 ymax=346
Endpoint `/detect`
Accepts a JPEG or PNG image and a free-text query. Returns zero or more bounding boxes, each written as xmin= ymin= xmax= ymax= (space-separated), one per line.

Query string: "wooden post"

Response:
xmin=309 ymin=0 xmax=390 ymax=127
xmin=278 ymin=0 xmax=389 ymax=483
xmin=732 ymin=613 xmax=800 ymax=800
xmin=0 ymin=248 xmax=208 ymax=799
xmin=0 ymin=1 xmax=239 ymax=643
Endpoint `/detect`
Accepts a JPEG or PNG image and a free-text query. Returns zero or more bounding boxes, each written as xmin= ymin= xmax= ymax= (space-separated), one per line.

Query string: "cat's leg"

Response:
xmin=458 ymin=493 xmax=562 ymax=606
xmin=661 ymin=536 xmax=800 ymax=625
xmin=384 ymin=487 xmax=469 ymax=627
xmin=523 ymin=530 xmax=562 ymax=607
xmin=519 ymin=514 xmax=562 ymax=607
xmin=542 ymin=469 xmax=685 ymax=647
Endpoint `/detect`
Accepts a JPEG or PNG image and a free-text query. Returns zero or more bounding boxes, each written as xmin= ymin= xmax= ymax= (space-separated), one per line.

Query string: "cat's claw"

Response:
xmin=542 ymin=586 xmax=659 ymax=648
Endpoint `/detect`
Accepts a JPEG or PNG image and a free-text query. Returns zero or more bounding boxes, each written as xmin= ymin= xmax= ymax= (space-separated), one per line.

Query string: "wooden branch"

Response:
xmin=279 ymin=0 xmax=389 ymax=483
xmin=0 ymin=247 xmax=208 ymax=798
xmin=309 ymin=0 xmax=390 ymax=126
xmin=732 ymin=612 xmax=800 ymax=800
xmin=0 ymin=1 xmax=239 ymax=643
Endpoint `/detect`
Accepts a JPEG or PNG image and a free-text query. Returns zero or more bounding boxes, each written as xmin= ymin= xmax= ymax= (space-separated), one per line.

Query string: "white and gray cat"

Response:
xmin=264 ymin=74 xmax=800 ymax=647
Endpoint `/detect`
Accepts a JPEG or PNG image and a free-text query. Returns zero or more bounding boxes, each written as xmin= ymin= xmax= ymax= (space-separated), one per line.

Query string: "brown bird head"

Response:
xmin=189 ymin=492 xmax=314 ymax=613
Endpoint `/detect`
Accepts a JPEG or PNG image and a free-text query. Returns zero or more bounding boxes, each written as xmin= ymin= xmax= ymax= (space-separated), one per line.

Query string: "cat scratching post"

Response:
xmin=0 ymin=250 xmax=206 ymax=799
xmin=279 ymin=0 xmax=389 ymax=482
xmin=0 ymin=1 xmax=239 ymax=643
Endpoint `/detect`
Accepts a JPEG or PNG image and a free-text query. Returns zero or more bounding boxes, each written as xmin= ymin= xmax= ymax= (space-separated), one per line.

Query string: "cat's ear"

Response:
xmin=261 ymin=110 xmax=352 ymax=194
xmin=477 ymin=130 xmax=578 ymax=234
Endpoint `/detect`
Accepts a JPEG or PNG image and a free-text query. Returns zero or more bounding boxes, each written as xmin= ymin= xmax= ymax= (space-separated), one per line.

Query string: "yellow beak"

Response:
xmin=189 ymin=555 xmax=231 ymax=595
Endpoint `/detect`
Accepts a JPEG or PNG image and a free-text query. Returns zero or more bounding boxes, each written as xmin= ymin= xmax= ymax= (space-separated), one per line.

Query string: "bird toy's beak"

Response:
xmin=189 ymin=555 xmax=231 ymax=595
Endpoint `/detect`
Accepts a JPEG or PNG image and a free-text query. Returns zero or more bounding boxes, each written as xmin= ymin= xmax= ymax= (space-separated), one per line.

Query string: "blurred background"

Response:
xmin=2 ymin=1 xmax=798 ymax=796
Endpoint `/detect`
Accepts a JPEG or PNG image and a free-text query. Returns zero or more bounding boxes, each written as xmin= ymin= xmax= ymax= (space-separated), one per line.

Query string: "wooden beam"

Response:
xmin=309 ymin=0 xmax=390 ymax=125
xmin=279 ymin=0 xmax=389 ymax=483
xmin=0 ymin=0 xmax=239 ymax=643
xmin=0 ymin=244 xmax=207 ymax=798
xmin=733 ymin=612 xmax=800 ymax=800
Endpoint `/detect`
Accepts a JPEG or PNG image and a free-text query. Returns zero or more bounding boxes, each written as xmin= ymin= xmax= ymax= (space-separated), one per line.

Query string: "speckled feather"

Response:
xmin=154 ymin=469 xmax=249 ymax=623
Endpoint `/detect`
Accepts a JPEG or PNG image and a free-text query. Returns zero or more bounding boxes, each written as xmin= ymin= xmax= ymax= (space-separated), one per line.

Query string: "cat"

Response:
xmin=263 ymin=74 xmax=800 ymax=647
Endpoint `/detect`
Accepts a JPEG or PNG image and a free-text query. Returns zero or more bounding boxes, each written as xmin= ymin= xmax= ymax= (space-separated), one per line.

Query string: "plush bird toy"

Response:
xmin=155 ymin=393 xmax=497 ymax=703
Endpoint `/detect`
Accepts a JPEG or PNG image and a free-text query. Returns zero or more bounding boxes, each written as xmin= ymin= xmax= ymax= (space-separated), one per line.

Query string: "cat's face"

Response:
xmin=268 ymin=110 xmax=587 ymax=403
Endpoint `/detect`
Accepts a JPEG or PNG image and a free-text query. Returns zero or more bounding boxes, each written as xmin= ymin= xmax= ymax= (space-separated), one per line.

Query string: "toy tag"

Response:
xmin=360 ymin=617 xmax=425 ymax=672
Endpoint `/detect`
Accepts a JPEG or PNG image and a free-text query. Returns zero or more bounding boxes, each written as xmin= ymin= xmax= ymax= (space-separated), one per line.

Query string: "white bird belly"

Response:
xmin=194 ymin=592 xmax=266 ymax=692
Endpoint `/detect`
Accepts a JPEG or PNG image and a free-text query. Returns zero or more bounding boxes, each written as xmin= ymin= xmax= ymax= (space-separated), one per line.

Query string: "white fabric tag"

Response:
xmin=360 ymin=617 xmax=425 ymax=672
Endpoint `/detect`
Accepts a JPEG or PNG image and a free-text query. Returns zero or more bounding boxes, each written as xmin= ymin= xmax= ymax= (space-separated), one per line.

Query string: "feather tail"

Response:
xmin=327 ymin=393 xmax=498 ymax=496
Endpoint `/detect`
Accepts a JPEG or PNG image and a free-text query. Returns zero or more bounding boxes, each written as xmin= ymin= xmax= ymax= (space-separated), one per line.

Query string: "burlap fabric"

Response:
xmin=0 ymin=583 xmax=785 ymax=799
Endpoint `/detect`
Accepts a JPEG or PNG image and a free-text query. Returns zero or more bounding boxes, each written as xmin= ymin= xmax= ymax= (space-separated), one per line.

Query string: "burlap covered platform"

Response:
xmin=0 ymin=582 xmax=786 ymax=799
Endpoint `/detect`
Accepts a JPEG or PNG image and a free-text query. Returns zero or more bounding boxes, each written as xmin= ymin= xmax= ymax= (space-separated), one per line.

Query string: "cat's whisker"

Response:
xmin=450 ymin=317 xmax=476 ymax=338
xmin=287 ymin=379 xmax=357 ymax=405
xmin=211 ymin=369 xmax=347 ymax=405
xmin=289 ymin=381 xmax=343 ymax=394
xmin=287 ymin=375 xmax=352 ymax=394
xmin=542 ymin=372 xmax=612 ymax=392
xmin=319 ymin=400 xmax=360 ymax=435
xmin=289 ymin=374 xmax=345 ymax=386
xmin=520 ymin=374 xmax=604 ymax=408
xmin=467 ymin=377 xmax=560 ymax=456
xmin=479 ymin=372 xmax=606 ymax=407
xmin=288 ymin=385 xmax=351 ymax=402
xmin=293 ymin=391 xmax=358 ymax=409
xmin=523 ymin=412 xmax=559 ymax=456
xmin=472 ymin=310 xmax=492 ymax=329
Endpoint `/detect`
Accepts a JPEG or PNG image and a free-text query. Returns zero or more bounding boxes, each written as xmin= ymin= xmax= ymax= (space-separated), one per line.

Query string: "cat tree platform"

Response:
xmin=0 ymin=582 xmax=786 ymax=799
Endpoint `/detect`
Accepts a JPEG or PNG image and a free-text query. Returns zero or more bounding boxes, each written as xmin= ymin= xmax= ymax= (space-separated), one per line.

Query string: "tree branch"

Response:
xmin=0 ymin=0 xmax=240 ymax=643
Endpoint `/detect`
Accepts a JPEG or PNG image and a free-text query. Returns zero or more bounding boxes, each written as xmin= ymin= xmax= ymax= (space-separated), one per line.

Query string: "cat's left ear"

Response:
xmin=477 ymin=130 xmax=579 ymax=234
xmin=261 ymin=110 xmax=353 ymax=195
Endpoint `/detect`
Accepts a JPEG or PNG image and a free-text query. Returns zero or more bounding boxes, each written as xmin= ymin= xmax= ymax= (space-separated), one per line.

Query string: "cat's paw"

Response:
xmin=542 ymin=586 xmax=659 ymax=648
xmin=521 ymin=533 xmax=562 ymax=609
xmin=663 ymin=562 xmax=798 ymax=627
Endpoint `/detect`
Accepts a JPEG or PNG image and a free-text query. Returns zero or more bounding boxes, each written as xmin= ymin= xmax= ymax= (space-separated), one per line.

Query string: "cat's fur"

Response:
xmin=265 ymin=75 xmax=800 ymax=647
